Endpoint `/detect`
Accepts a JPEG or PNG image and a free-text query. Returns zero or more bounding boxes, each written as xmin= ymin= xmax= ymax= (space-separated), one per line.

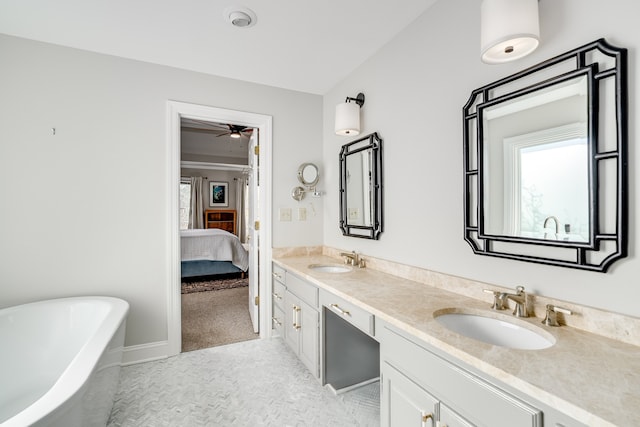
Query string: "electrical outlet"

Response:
xmin=298 ymin=207 xmax=307 ymax=221
xmin=348 ymin=208 xmax=359 ymax=220
xmin=279 ymin=208 xmax=292 ymax=221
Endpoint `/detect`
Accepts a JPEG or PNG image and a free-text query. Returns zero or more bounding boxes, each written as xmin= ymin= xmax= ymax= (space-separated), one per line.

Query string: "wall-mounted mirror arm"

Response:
xmin=292 ymin=163 xmax=322 ymax=201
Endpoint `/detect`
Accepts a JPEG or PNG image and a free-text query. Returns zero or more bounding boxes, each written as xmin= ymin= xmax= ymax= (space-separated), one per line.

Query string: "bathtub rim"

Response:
xmin=0 ymin=296 xmax=129 ymax=427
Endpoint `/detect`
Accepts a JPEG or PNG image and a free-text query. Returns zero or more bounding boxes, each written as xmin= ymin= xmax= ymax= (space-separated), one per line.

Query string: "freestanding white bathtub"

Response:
xmin=0 ymin=296 xmax=129 ymax=427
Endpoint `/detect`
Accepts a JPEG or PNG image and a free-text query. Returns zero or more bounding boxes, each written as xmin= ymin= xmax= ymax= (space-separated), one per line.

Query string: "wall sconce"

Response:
xmin=334 ymin=93 xmax=365 ymax=136
xmin=480 ymin=0 xmax=539 ymax=64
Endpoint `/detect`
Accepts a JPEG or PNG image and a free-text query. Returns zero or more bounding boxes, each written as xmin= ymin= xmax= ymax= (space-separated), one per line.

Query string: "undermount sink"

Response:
xmin=308 ymin=264 xmax=352 ymax=273
xmin=434 ymin=310 xmax=555 ymax=350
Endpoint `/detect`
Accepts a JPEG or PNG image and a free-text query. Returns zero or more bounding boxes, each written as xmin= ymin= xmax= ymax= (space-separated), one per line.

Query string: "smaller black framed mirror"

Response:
xmin=339 ymin=132 xmax=383 ymax=239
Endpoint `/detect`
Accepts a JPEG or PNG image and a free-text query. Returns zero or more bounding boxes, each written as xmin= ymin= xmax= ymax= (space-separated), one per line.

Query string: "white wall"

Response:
xmin=323 ymin=0 xmax=639 ymax=318
xmin=0 ymin=34 xmax=323 ymax=347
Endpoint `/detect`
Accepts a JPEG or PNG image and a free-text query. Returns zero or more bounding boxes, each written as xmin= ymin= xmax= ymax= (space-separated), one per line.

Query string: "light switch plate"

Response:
xmin=279 ymin=208 xmax=292 ymax=221
xmin=298 ymin=207 xmax=307 ymax=221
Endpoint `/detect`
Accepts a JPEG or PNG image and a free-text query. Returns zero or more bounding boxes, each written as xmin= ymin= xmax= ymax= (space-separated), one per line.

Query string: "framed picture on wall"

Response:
xmin=209 ymin=181 xmax=229 ymax=207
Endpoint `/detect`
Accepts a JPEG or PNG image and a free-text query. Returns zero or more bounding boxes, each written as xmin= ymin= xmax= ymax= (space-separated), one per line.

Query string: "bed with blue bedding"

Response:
xmin=180 ymin=229 xmax=249 ymax=279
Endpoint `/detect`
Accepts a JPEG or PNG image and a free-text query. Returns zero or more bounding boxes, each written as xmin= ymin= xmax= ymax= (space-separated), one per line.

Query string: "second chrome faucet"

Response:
xmin=340 ymin=250 xmax=366 ymax=268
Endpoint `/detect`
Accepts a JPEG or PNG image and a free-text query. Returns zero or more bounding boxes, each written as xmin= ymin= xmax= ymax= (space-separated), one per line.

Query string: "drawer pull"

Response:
xmin=272 ymin=317 xmax=282 ymax=326
xmin=292 ymin=305 xmax=301 ymax=330
xmin=421 ymin=412 xmax=433 ymax=427
xmin=272 ymin=292 xmax=282 ymax=300
xmin=272 ymin=272 xmax=283 ymax=280
xmin=330 ymin=303 xmax=351 ymax=317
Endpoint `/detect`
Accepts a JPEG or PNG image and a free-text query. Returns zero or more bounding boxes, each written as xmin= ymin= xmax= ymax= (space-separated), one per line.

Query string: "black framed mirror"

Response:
xmin=463 ymin=39 xmax=627 ymax=272
xmin=339 ymin=132 xmax=383 ymax=239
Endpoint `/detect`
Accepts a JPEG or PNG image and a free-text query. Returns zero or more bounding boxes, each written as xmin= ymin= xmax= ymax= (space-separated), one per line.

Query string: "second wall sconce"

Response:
xmin=480 ymin=0 xmax=540 ymax=64
xmin=335 ymin=92 xmax=365 ymax=136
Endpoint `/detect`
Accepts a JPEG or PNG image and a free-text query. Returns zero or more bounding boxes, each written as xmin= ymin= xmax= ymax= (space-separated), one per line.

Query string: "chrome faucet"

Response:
xmin=543 ymin=216 xmax=560 ymax=239
xmin=340 ymin=251 xmax=365 ymax=268
xmin=503 ymin=286 xmax=528 ymax=317
xmin=485 ymin=286 xmax=528 ymax=317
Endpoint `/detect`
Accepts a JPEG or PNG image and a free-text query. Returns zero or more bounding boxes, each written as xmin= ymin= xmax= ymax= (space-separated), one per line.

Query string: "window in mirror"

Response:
xmin=464 ymin=38 xmax=627 ymax=272
xmin=339 ymin=132 xmax=383 ymax=239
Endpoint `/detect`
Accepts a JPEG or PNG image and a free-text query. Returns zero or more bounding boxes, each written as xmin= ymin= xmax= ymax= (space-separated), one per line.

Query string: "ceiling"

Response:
xmin=181 ymin=119 xmax=250 ymax=162
xmin=0 ymin=0 xmax=439 ymax=94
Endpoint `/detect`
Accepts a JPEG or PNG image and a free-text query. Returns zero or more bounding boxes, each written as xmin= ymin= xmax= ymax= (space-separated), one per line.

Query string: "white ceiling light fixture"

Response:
xmin=335 ymin=93 xmax=365 ymax=136
xmin=481 ymin=0 xmax=539 ymax=64
xmin=224 ymin=5 xmax=257 ymax=29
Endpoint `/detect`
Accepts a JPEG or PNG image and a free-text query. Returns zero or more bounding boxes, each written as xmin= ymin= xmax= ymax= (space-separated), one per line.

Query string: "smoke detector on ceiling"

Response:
xmin=224 ymin=5 xmax=257 ymax=28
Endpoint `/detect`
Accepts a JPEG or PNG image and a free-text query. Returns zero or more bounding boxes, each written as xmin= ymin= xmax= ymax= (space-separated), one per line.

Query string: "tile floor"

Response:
xmin=108 ymin=338 xmax=379 ymax=426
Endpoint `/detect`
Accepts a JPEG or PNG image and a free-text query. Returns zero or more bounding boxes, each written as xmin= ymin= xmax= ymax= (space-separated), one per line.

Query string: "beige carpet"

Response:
xmin=181 ymin=286 xmax=258 ymax=352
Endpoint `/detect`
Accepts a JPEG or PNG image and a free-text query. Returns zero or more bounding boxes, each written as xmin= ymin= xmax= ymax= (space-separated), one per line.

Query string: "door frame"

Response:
xmin=166 ymin=100 xmax=273 ymax=356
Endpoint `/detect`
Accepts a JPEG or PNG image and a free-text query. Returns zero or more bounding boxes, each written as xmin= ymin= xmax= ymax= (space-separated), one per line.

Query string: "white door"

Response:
xmin=247 ymin=130 xmax=260 ymax=333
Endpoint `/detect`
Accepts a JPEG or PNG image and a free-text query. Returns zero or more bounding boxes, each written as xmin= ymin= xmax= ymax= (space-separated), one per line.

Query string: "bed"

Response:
xmin=180 ymin=228 xmax=249 ymax=279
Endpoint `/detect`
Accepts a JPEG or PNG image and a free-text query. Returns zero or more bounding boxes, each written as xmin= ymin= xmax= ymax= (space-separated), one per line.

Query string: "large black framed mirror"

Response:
xmin=463 ymin=39 xmax=627 ymax=272
xmin=339 ymin=132 xmax=383 ymax=239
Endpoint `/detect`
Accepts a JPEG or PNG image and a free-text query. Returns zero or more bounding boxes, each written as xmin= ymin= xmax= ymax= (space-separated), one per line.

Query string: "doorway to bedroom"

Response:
xmin=168 ymin=102 xmax=272 ymax=355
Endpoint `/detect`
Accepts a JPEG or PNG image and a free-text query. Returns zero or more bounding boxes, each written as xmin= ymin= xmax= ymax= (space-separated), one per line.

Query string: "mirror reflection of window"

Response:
xmin=516 ymin=135 xmax=589 ymax=241
xmin=482 ymin=73 xmax=591 ymax=244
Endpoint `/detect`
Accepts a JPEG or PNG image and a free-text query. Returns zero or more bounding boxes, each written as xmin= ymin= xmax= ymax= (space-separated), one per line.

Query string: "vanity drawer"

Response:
xmin=272 ymin=264 xmax=286 ymax=285
xmin=380 ymin=325 xmax=541 ymax=427
xmin=272 ymin=281 xmax=286 ymax=310
xmin=320 ymin=289 xmax=375 ymax=337
xmin=285 ymin=272 xmax=318 ymax=308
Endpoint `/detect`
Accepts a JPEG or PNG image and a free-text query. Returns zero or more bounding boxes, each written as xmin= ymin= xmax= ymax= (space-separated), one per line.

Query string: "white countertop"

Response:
xmin=273 ymin=253 xmax=640 ymax=427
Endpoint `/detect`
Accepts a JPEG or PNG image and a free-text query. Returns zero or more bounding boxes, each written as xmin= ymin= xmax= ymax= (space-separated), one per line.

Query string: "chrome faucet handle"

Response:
xmin=483 ymin=289 xmax=508 ymax=310
xmin=542 ymin=304 xmax=573 ymax=327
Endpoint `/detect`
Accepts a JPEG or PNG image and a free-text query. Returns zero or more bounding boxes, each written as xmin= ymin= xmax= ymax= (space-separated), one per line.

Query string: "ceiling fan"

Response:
xmin=181 ymin=118 xmax=253 ymax=139
xmin=216 ymin=124 xmax=253 ymax=139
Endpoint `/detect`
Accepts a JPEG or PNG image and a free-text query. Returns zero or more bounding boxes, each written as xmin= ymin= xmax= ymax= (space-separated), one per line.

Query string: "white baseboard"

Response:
xmin=122 ymin=340 xmax=170 ymax=365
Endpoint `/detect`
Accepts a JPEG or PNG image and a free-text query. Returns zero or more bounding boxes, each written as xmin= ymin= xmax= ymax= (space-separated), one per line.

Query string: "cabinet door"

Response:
xmin=284 ymin=290 xmax=300 ymax=353
xmin=298 ymin=300 xmax=319 ymax=378
xmin=381 ymin=362 xmax=437 ymax=427
xmin=439 ymin=404 xmax=475 ymax=427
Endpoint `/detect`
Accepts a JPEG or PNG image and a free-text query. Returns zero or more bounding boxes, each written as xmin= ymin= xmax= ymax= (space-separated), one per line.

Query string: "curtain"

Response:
xmin=235 ymin=177 xmax=248 ymax=243
xmin=189 ymin=176 xmax=204 ymax=229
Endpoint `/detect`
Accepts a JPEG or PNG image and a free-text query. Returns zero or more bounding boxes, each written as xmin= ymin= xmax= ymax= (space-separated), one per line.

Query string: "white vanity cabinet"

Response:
xmin=379 ymin=321 xmax=543 ymax=427
xmin=282 ymin=271 xmax=320 ymax=379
